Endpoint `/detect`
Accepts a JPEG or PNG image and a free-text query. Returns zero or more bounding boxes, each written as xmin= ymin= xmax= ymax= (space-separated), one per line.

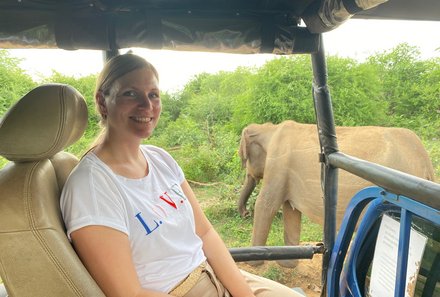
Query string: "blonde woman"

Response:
xmin=61 ymin=53 xmax=302 ymax=297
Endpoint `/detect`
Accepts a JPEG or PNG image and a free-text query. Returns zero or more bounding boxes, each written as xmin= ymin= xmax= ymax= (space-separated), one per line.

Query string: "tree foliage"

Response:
xmin=1 ymin=44 xmax=439 ymax=179
xmin=327 ymin=56 xmax=388 ymax=126
xmin=0 ymin=50 xmax=36 ymax=116
xmin=150 ymin=44 xmax=440 ymax=181
xmin=248 ymin=56 xmax=315 ymax=125
xmin=366 ymin=43 xmax=440 ymax=138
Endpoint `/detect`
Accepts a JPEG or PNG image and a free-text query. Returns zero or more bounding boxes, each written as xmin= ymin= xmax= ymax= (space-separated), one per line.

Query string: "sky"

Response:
xmin=8 ymin=19 xmax=440 ymax=93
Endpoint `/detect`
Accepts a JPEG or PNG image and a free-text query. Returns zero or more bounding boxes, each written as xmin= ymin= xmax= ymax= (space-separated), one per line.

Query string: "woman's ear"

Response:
xmin=96 ymin=91 xmax=108 ymax=118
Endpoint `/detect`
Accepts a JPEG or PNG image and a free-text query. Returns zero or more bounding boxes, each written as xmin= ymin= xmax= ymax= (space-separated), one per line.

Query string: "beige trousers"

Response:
xmin=183 ymin=262 xmax=304 ymax=297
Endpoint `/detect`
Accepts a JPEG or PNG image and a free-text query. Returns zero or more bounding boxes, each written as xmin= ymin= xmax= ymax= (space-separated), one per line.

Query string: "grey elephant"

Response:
xmin=238 ymin=120 xmax=435 ymax=267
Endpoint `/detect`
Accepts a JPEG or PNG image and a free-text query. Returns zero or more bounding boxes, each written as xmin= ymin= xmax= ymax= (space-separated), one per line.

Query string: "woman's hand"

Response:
xmin=181 ymin=181 xmax=256 ymax=297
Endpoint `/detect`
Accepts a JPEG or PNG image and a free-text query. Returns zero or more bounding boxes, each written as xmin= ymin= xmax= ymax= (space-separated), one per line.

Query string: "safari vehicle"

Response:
xmin=0 ymin=0 xmax=439 ymax=297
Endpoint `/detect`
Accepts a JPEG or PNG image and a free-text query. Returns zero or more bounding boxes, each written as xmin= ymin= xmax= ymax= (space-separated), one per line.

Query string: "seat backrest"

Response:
xmin=0 ymin=84 xmax=105 ymax=297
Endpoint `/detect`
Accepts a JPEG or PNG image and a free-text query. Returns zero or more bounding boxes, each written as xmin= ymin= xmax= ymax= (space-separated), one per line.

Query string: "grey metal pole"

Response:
xmin=229 ymin=244 xmax=325 ymax=262
xmin=310 ymin=35 xmax=338 ymax=297
xmin=328 ymin=152 xmax=440 ymax=209
xmin=102 ymin=49 xmax=120 ymax=62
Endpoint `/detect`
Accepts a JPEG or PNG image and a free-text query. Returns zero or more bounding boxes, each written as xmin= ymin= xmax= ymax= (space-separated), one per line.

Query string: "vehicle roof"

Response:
xmin=0 ymin=0 xmax=439 ymax=54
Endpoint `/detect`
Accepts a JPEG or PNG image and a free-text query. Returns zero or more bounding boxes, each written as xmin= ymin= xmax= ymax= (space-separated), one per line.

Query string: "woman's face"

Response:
xmin=100 ymin=66 xmax=161 ymax=141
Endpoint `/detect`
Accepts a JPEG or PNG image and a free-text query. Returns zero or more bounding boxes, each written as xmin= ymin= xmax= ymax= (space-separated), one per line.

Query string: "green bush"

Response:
xmin=247 ymin=56 xmax=315 ymax=125
xmin=178 ymin=144 xmax=223 ymax=182
xmin=156 ymin=126 xmax=240 ymax=183
xmin=0 ymin=157 xmax=8 ymax=169
xmin=0 ymin=50 xmax=36 ymax=116
xmin=150 ymin=117 xmax=205 ymax=148
xmin=424 ymin=140 xmax=440 ymax=180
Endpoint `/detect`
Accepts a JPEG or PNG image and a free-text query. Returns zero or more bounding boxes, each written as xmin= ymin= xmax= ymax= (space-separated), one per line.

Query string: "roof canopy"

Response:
xmin=1 ymin=0 xmax=438 ymax=54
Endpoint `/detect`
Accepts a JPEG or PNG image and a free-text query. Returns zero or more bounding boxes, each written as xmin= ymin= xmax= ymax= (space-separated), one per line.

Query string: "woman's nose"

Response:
xmin=137 ymin=93 xmax=152 ymax=109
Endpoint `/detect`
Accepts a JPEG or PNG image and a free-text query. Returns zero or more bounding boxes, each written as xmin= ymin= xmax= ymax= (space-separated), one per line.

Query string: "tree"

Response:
xmin=367 ymin=43 xmax=423 ymax=116
xmin=0 ymin=50 xmax=36 ymax=116
xmin=367 ymin=44 xmax=440 ymax=138
xmin=327 ymin=56 xmax=388 ymax=126
xmin=247 ymin=56 xmax=315 ymax=125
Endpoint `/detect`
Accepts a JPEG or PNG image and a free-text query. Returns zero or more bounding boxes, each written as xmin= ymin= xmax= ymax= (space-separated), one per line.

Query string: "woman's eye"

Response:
xmin=148 ymin=92 xmax=160 ymax=99
xmin=123 ymin=90 xmax=137 ymax=97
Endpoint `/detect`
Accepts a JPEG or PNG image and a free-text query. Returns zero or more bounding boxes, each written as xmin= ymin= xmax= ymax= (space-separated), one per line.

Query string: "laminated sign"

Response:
xmin=369 ymin=215 xmax=427 ymax=297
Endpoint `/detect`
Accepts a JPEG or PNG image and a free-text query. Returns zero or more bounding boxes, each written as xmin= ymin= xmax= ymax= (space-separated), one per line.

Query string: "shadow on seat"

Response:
xmin=0 ymin=84 xmax=105 ymax=296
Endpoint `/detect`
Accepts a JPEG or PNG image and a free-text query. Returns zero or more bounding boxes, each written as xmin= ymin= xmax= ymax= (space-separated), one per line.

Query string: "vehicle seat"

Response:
xmin=0 ymin=84 xmax=105 ymax=297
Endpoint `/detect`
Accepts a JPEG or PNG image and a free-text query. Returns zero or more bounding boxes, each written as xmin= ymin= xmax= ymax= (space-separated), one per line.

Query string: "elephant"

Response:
xmin=238 ymin=120 xmax=435 ymax=267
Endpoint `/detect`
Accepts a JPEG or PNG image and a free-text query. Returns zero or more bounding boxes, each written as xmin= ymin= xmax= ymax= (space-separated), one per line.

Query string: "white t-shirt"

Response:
xmin=60 ymin=145 xmax=206 ymax=293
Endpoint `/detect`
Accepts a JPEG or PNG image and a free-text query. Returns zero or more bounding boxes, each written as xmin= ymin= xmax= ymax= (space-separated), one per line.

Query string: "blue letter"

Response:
xmin=135 ymin=212 xmax=161 ymax=235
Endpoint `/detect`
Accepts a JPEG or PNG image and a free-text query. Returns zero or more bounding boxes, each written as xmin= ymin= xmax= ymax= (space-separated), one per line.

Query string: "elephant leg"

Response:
xmin=277 ymin=201 xmax=302 ymax=268
xmin=248 ymin=188 xmax=284 ymax=266
xmin=238 ymin=174 xmax=257 ymax=217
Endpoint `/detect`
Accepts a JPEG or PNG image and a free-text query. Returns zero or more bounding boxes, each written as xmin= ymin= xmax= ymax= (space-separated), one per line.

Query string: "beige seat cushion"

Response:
xmin=0 ymin=84 xmax=105 ymax=296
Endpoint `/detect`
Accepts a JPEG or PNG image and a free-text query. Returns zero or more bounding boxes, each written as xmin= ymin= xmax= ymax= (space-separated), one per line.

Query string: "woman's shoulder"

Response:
xmin=65 ymin=153 xmax=112 ymax=185
xmin=141 ymin=145 xmax=184 ymax=180
xmin=141 ymin=144 xmax=174 ymax=160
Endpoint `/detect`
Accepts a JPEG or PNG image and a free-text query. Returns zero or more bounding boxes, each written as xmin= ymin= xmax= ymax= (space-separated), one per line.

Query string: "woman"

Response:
xmin=61 ymin=53 xmax=302 ymax=297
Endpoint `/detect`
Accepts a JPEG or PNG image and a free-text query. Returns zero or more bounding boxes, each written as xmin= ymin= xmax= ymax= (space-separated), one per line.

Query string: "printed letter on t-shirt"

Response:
xmin=135 ymin=212 xmax=161 ymax=235
xmin=159 ymin=192 xmax=177 ymax=209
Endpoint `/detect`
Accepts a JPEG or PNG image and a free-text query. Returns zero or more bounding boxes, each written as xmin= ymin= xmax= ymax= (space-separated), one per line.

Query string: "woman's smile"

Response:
xmin=130 ymin=116 xmax=153 ymax=123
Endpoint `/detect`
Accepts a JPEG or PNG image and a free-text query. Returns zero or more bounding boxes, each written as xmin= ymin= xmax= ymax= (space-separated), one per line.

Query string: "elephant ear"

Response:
xmin=239 ymin=127 xmax=250 ymax=168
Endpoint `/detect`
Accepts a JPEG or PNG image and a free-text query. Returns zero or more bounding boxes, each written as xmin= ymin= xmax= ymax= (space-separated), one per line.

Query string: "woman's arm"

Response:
xmin=71 ymin=226 xmax=172 ymax=297
xmin=181 ymin=181 xmax=256 ymax=297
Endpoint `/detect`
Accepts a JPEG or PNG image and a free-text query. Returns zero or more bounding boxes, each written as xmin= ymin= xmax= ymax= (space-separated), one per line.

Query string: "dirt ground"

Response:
xmin=236 ymin=248 xmax=323 ymax=297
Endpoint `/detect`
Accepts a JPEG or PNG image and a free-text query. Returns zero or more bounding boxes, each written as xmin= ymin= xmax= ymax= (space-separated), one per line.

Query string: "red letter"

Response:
xmin=159 ymin=192 xmax=177 ymax=209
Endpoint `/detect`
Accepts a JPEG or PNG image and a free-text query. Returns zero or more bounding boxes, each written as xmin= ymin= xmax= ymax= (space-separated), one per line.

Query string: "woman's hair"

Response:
xmin=86 ymin=53 xmax=159 ymax=154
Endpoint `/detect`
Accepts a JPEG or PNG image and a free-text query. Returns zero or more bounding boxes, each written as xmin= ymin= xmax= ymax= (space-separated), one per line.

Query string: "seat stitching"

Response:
xmin=24 ymin=161 xmax=85 ymax=296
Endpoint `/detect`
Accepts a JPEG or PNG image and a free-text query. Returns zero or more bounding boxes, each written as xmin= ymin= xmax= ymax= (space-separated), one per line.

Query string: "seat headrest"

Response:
xmin=0 ymin=84 xmax=88 ymax=162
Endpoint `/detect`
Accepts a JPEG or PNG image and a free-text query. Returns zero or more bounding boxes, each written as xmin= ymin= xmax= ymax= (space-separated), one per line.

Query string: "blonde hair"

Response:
xmin=95 ymin=53 xmax=159 ymax=117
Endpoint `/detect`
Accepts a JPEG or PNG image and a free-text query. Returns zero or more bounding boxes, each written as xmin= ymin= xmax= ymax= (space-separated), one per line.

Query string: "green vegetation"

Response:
xmin=0 ymin=44 xmax=439 ymax=249
xmin=193 ymin=185 xmax=322 ymax=247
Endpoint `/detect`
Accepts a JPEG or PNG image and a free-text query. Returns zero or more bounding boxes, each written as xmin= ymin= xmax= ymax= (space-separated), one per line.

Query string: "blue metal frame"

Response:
xmin=327 ymin=186 xmax=440 ymax=297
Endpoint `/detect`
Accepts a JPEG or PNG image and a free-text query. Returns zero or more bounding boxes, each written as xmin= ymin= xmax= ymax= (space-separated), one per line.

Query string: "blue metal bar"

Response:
xmin=394 ymin=209 xmax=412 ymax=297
xmin=342 ymin=200 xmax=397 ymax=297
xmin=327 ymin=186 xmax=382 ymax=296
xmin=380 ymin=191 xmax=440 ymax=226
xmin=327 ymin=186 xmax=440 ymax=297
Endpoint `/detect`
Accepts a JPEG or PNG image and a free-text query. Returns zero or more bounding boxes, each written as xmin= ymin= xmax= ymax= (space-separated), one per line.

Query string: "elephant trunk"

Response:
xmin=238 ymin=174 xmax=257 ymax=217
